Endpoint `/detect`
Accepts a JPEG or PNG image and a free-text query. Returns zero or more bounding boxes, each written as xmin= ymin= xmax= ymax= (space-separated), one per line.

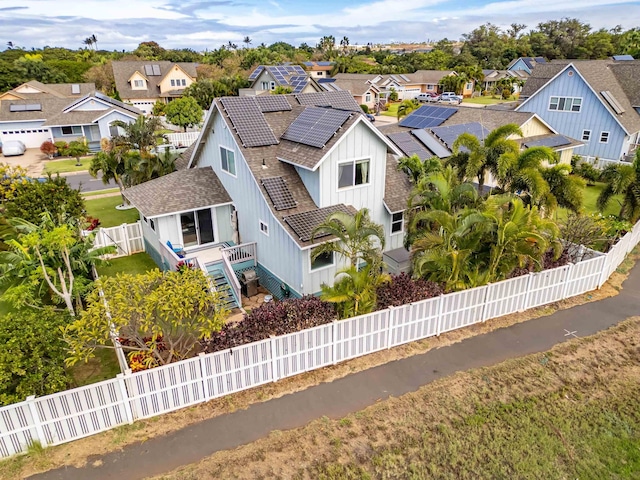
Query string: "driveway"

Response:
xmin=1 ymin=148 xmax=48 ymax=176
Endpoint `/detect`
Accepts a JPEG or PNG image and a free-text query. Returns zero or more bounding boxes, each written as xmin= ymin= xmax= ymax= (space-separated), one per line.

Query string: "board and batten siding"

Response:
xmin=294 ymin=166 xmax=320 ymax=206
xmin=198 ymin=109 xmax=304 ymax=295
xmin=72 ymin=99 xmax=109 ymax=112
xmin=97 ymin=111 xmax=138 ymax=139
xmin=517 ymin=65 xmax=627 ymax=161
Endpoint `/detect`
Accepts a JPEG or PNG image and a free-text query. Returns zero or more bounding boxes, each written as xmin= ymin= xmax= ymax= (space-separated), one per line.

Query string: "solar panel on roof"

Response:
xmin=284 ymin=205 xmax=353 ymax=242
xmin=296 ymin=91 xmax=360 ymax=111
xmin=282 ymin=107 xmax=352 ymax=148
xmin=399 ymin=74 xmax=410 ymax=82
xmin=387 ymin=132 xmax=432 ymax=160
xmin=262 ymin=176 xmax=297 ymax=210
xmin=144 ymin=65 xmax=153 ymax=76
xmin=318 ymin=61 xmax=333 ymax=67
xmin=220 ymin=97 xmax=278 ymax=148
xmin=288 ymin=75 xmax=308 ymax=94
xmin=249 ymin=66 xmax=264 ymax=80
xmin=254 ymin=95 xmax=292 ymax=112
xmin=399 ymin=105 xmax=457 ymax=129
xmin=152 ymin=65 xmax=161 ymax=76
xmin=390 ymin=75 xmax=401 ymax=83
xmin=430 ymin=122 xmax=489 ymax=149
xmin=412 ymin=129 xmax=451 ymax=158
xmin=523 ymin=136 xmax=571 ymax=149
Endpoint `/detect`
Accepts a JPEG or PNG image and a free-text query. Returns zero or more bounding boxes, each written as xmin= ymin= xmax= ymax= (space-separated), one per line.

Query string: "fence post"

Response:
xmin=386 ymin=306 xmax=395 ymax=349
xmin=116 ymin=374 xmax=134 ymax=424
xmin=120 ymin=223 xmax=130 ymax=256
xmin=25 ymin=396 xmax=47 ymax=447
xmin=436 ymin=295 xmax=444 ymax=336
xmin=561 ymin=263 xmax=574 ymax=299
xmin=198 ymin=353 xmax=210 ymax=401
xmin=520 ymin=273 xmax=534 ymax=312
xmin=269 ymin=336 xmax=278 ymax=382
xmin=480 ymin=284 xmax=491 ymax=323
xmin=598 ymin=253 xmax=611 ymax=288
xmin=332 ymin=320 xmax=338 ymax=365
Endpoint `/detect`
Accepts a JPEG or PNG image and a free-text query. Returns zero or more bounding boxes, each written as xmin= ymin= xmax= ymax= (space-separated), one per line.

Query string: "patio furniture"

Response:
xmin=166 ymin=240 xmax=185 ymax=258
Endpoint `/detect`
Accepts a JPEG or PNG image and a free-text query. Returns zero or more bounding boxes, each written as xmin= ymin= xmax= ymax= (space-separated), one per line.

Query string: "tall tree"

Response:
xmin=164 ymin=96 xmax=203 ymax=132
xmin=597 ymin=151 xmax=640 ymax=222
xmin=111 ymin=115 xmax=163 ymax=158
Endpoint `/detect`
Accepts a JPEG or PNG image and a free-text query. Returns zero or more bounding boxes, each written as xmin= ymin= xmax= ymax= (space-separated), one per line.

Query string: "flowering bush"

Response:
xmin=40 ymin=140 xmax=57 ymax=159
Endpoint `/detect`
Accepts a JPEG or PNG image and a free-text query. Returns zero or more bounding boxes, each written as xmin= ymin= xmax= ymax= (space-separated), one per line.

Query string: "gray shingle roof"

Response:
xmin=112 ymin=61 xmax=198 ymax=101
xmin=384 ymin=154 xmax=412 ymax=213
xmin=123 ymin=167 xmax=231 ymax=218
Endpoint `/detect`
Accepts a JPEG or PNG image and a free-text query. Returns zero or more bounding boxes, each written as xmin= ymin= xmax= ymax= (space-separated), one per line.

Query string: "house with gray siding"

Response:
xmin=507 ymin=57 xmax=546 ymax=75
xmin=516 ymin=60 xmax=640 ymax=164
xmin=124 ymin=91 xmax=413 ymax=305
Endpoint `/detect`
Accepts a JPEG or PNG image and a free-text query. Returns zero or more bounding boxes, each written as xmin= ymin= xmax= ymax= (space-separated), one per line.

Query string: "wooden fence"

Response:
xmin=1 ymin=220 xmax=640 ymax=459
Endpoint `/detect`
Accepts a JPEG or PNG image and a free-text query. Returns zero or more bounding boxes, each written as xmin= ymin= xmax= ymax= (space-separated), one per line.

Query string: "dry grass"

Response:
xmin=1 ymin=248 xmax=637 ymax=480
xmin=154 ymin=317 xmax=640 ymax=479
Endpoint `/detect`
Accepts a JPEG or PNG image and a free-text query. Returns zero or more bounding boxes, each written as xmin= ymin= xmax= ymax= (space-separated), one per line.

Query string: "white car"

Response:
xmin=1 ymin=140 xmax=26 ymax=157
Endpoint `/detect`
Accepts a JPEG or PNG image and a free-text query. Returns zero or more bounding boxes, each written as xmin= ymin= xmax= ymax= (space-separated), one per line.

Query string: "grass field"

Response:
xmin=43 ymin=156 xmax=93 ymax=174
xmin=463 ymin=96 xmax=517 ymax=105
xmin=68 ymin=349 xmax=122 ymax=388
xmin=96 ymin=252 xmax=159 ymax=277
xmin=154 ymin=317 xmax=640 ymax=480
xmin=85 ymin=196 xmax=139 ymax=227
xmin=380 ymin=102 xmax=399 ymax=117
xmin=82 ymin=188 xmax=120 ymax=197
xmin=555 ymin=181 xmax=623 ymax=222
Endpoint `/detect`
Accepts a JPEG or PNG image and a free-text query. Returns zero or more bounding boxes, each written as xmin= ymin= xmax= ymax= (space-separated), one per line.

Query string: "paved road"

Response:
xmin=62 ymin=171 xmax=115 ymax=193
xmin=31 ymin=263 xmax=640 ymax=480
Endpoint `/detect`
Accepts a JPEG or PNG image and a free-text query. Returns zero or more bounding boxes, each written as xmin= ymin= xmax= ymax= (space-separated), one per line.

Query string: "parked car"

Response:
xmin=439 ymin=92 xmax=463 ymax=104
xmin=365 ymin=113 xmax=376 ymax=122
xmin=416 ymin=92 xmax=440 ymax=103
xmin=2 ymin=140 xmax=26 ymax=157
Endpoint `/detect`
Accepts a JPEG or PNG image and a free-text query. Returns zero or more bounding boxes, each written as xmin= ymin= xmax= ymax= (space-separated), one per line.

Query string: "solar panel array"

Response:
xmin=220 ymin=97 xmax=278 ymax=148
xmin=9 ymin=104 xmax=42 ymax=112
xmin=284 ymin=204 xmax=353 ymax=242
xmin=398 ymin=105 xmax=458 ymax=129
xmin=248 ymin=66 xmax=265 ymax=81
xmin=296 ymin=91 xmax=360 ymax=111
xmin=387 ymin=132 xmax=432 ymax=160
xmin=282 ymin=107 xmax=352 ymax=148
xmin=262 ymin=176 xmax=297 ymax=211
xmin=255 ymin=95 xmax=292 ymax=113
xmin=430 ymin=122 xmax=489 ymax=149
xmin=143 ymin=65 xmax=161 ymax=76
xmin=288 ymin=75 xmax=308 ymax=94
xmin=268 ymin=65 xmax=306 ymax=85
xmin=523 ymin=136 xmax=571 ymax=148
xmin=412 ymin=129 xmax=451 ymax=158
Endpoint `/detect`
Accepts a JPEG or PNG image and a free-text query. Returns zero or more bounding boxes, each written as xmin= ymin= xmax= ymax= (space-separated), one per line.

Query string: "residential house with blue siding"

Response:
xmin=507 ymin=57 xmax=546 ymax=75
xmin=124 ymin=91 xmax=412 ymax=306
xmin=516 ymin=60 xmax=640 ymax=164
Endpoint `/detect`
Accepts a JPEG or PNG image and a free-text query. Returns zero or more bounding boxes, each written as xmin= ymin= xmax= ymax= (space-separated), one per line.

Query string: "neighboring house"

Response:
xmin=302 ymin=61 xmax=335 ymax=79
xmin=517 ymin=59 xmax=640 ymax=163
xmin=380 ymin=104 xmax=582 ymax=181
xmin=0 ymin=89 xmax=141 ymax=151
xmin=507 ymin=57 xmax=547 ymax=75
xmin=242 ymin=65 xmax=323 ymax=96
xmin=318 ymin=76 xmax=380 ymax=111
xmin=111 ymin=61 xmax=198 ymax=114
xmin=124 ymin=91 xmax=412 ymax=303
xmin=0 ymin=80 xmax=95 ymax=105
xmin=481 ymin=69 xmax=529 ymax=94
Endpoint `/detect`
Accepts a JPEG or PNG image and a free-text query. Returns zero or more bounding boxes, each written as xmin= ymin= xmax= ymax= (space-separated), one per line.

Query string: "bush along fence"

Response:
xmin=1 ymin=220 xmax=639 ymax=459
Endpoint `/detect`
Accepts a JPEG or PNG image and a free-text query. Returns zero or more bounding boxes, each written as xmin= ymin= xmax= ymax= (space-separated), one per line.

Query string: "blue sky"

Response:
xmin=0 ymin=0 xmax=639 ymax=51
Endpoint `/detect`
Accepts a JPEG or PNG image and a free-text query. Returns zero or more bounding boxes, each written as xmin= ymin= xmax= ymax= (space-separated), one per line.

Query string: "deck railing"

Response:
xmin=221 ymin=242 xmax=257 ymax=266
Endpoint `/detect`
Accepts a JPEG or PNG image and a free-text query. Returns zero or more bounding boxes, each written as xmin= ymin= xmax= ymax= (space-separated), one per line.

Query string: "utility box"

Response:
xmin=240 ymin=269 xmax=259 ymax=297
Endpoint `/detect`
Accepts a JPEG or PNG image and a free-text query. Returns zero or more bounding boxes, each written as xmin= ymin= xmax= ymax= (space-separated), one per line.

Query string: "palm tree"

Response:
xmin=496 ymin=145 xmax=554 ymax=209
xmin=112 ymin=116 xmax=163 ymax=158
xmin=541 ymin=163 xmax=585 ymax=214
xmin=320 ymin=264 xmax=390 ymax=318
xmin=397 ymin=154 xmax=442 ymax=183
xmin=340 ymin=36 xmax=350 ymax=55
xmin=89 ymin=143 xmax=130 ymax=206
xmin=450 ymin=123 xmax=522 ymax=192
xmin=597 ymin=151 xmax=640 ymax=222
xmin=243 ymin=36 xmax=252 ymax=49
xmin=83 ymin=37 xmax=94 ymax=49
xmin=397 ymin=99 xmax=419 ymax=120
xmin=90 ymin=34 xmax=98 ymax=51
xmin=311 ymin=208 xmax=385 ymax=269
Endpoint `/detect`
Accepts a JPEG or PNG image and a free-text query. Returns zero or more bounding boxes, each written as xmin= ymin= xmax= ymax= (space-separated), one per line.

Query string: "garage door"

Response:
xmin=1 ymin=128 xmax=52 ymax=148
xmin=402 ymin=88 xmax=421 ymax=100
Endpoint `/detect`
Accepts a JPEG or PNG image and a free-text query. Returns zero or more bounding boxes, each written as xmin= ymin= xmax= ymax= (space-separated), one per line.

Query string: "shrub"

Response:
xmin=360 ymin=104 xmax=369 ymax=114
xmin=205 ymin=296 xmax=336 ymax=353
xmin=40 ymin=140 xmax=57 ymax=159
xmin=84 ymin=216 xmax=100 ymax=231
xmin=376 ymin=272 xmax=443 ymax=310
xmin=575 ymin=163 xmax=600 ymax=186
xmin=54 ymin=141 xmax=69 ymax=156
xmin=509 ymin=248 xmax=570 ymax=278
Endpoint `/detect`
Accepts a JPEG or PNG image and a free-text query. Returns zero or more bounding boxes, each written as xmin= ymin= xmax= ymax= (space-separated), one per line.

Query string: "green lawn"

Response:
xmin=380 ymin=102 xmax=399 ymax=117
xmin=85 ymin=196 xmax=140 ymax=227
xmin=463 ymin=96 xmax=517 ymax=105
xmin=83 ymin=187 xmax=120 ymax=197
xmin=555 ymin=181 xmax=623 ymax=221
xmin=96 ymin=252 xmax=159 ymax=277
xmin=68 ymin=348 xmax=122 ymax=387
xmin=43 ymin=156 xmax=93 ymax=174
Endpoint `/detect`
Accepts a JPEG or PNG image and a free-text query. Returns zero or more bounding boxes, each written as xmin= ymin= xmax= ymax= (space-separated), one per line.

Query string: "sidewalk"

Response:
xmin=31 ymin=263 xmax=640 ymax=480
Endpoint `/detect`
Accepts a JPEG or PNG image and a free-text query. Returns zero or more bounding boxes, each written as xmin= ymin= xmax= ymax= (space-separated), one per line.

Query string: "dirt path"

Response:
xmin=29 ymin=260 xmax=640 ymax=480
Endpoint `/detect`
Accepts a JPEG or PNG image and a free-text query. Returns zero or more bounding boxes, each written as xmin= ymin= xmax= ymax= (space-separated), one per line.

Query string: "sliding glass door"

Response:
xmin=180 ymin=209 xmax=215 ymax=247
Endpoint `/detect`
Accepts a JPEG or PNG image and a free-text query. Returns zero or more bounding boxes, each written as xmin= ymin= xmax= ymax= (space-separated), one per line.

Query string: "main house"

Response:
xmin=111 ymin=61 xmax=198 ymax=114
xmin=0 ymin=81 xmax=141 ymax=150
xmin=516 ymin=59 xmax=640 ymax=164
xmin=124 ymin=91 xmax=412 ymax=306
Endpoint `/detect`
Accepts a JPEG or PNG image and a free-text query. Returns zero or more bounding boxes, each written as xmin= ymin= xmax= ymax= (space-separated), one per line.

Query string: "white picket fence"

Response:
xmin=166 ymin=132 xmax=199 ymax=147
xmin=92 ymin=222 xmax=144 ymax=259
xmin=1 ymin=220 xmax=640 ymax=459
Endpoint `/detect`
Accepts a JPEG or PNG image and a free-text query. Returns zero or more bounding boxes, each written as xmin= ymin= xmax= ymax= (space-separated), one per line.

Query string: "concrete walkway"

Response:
xmin=31 ymin=263 xmax=640 ymax=480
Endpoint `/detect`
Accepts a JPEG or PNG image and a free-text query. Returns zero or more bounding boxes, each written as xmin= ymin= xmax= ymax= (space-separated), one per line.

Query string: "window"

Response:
xmin=317 ymin=71 xmax=323 ymax=76
xmin=220 ymin=146 xmax=236 ymax=175
xmin=150 ymin=219 xmax=155 ymax=231
xmin=549 ymin=96 xmax=582 ymax=112
xmin=391 ymin=212 xmax=403 ymax=234
xmin=134 ymin=79 xmax=144 ymax=88
xmin=61 ymin=126 xmax=81 ymax=135
xmin=181 ymin=79 xmax=186 ymax=86
xmin=427 ymin=84 xmax=435 ymax=90
xmin=259 ymin=220 xmax=269 ymax=236
xmin=311 ymin=251 xmax=334 ymax=271
xmin=582 ymin=130 xmax=591 ymax=142
xmin=261 ymin=81 xmax=269 ymax=90
xmin=465 ymin=82 xmax=473 ymax=90
xmin=600 ymin=131 xmax=610 ymax=143
xmin=365 ymin=93 xmax=371 ymax=102
xmin=170 ymin=79 xmax=176 ymax=87
xmin=338 ymin=159 xmax=370 ymax=189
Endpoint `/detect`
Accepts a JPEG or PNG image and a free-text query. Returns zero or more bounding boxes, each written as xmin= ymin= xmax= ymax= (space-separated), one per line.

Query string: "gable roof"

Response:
xmin=507 ymin=57 xmax=546 ymax=71
xmin=124 ymin=167 xmax=231 ymax=218
xmin=518 ymin=60 xmax=640 ymax=134
xmin=43 ymin=92 xmax=141 ymax=126
xmin=112 ymin=61 xmax=198 ymax=100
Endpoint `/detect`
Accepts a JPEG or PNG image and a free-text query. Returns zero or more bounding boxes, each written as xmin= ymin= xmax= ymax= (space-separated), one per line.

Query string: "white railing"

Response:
xmin=0 ymin=227 xmax=638 ymax=459
xmin=165 ymin=132 xmax=199 ymax=147
xmin=221 ymin=254 xmax=242 ymax=307
xmin=221 ymin=242 xmax=257 ymax=265
xmin=582 ymin=155 xmax=632 ymax=169
xmin=92 ymin=222 xmax=144 ymax=259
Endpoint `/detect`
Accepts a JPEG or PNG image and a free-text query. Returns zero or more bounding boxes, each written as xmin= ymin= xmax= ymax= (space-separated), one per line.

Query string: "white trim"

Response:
xmin=60 ymin=125 xmax=82 ymax=136
xmin=186 ymin=106 xmax=213 ymax=169
xmin=547 ymin=95 xmax=583 ymax=113
xmin=141 ymin=201 xmax=234 ymax=220
xmin=259 ymin=219 xmax=269 ymax=236
xmin=599 ymin=131 xmax=610 ymax=144
xmin=0 ymin=119 xmax=46 ymax=124
xmin=390 ymin=211 xmax=404 ymax=235
xmin=62 ymin=96 xmax=113 ymax=113
xmin=527 ymin=113 xmax=559 ymax=134
xmin=336 ymin=156 xmax=371 ymax=190
xmin=582 ymin=129 xmax=592 ymax=142
xmin=382 ymin=200 xmax=404 ymax=215
xmin=219 ymin=144 xmax=237 ymax=177
xmin=309 ymin=249 xmax=335 ymax=273
xmin=93 ymin=109 xmax=138 ymax=123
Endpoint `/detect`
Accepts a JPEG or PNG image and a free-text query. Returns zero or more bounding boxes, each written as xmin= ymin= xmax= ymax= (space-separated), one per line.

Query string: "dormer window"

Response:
xmin=132 ymin=79 xmax=146 ymax=90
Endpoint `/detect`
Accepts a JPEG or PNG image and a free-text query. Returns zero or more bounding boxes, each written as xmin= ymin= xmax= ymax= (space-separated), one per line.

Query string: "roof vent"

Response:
xmin=71 ymin=84 xmax=80 ymax=94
